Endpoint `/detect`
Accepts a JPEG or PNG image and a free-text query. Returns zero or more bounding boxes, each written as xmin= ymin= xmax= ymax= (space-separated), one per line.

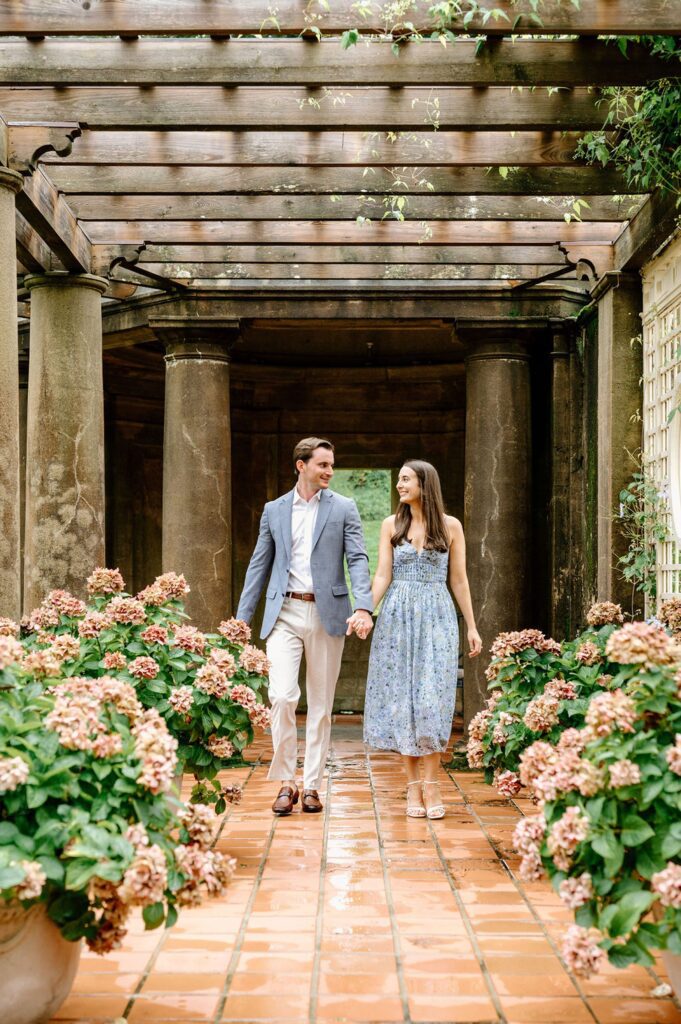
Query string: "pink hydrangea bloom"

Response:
xmin=132 ymin=708 xmax=178 ymax=793
xmin=575 ymin=641 xmax=601 ymax=666
xmin=50 ymin=634 xmax=81 ymax=661
xmin=169 ymin=686 xmax=194 ymax=715
xmin=584 ymin=690 xmax=637 ymax=739
xmin=44 ymin=589 xmax=87 ymax=617
xmin=561 ymin=925 xmax=604 ymax=977
xmin=103 ymin=651 xmax=127 ymax=671
xmin=547 ymin=807 xmax=590 ymax=871
xmin=206 ymin=734 xmax=235 ymax=759
xmin=519 ymin=849 xmax=545 ymax=881
xmin=652 ymin=863 xmax=681 ymax=908
xmin=609 ymin=759 xmax=641 ymax=788
xmin=666 ymin=736 xmax=681 ymax=776
xmin=545 ymin=677 xmax=578 ymax=701
xmin=0 ymin=617 xmax=19 ymax=637
xmin=209 ymin=649 xmax=237 ymax=677
xmin=128 ymin=656 xmax=160 ymax=680
xmin=218 ymin=618 xmax=252 ymax=645
xmin=496 ymin=769 xmax=522 ymax=797
xmin=108 ymin=597 xmax=146 ymax=626
xmin=605 ymin=621 xmax=676 ymax=667
xmin=559 ymin=873 xmax=594 ymax=909
xmin=468 ymin=708 xmax=491 ymax=742
xmin=523 ymin=694 xmax=560 ymax=732
xmin=118 ymin=844 xmax=168 ymax=907
xmin=513 ymin=814 xmax=547 ymax=856
xmin=195 ymin=663 xmax=230 ymax=698
xmin=15 ymin=860 xmax=47 ymax=901
xmin=249 ymin=703 xmax=271 ymax=729
xmin=78 ymin=611 xmax=113 ymax=637
xmin=140 ymin=625 xmax=170 ymax=645
xmin=172 ymin=625 xmax=207 ymax=655
xmin=87 ymin=567 xmax=125 ymax=595
xmin=586 ymin=602 xmax=623 ymax=627
xmin=0 ymin=756 xmax=30 ymax=792
xmin=466 ymin=736 xmax=484 ymax=768
xmin=490 ymin=629 xmax=561 ymax=659
xmin=0 ymin=635 xmax=23 ymax=669
xmin=239 ymin=644 xmax=270 ymax=676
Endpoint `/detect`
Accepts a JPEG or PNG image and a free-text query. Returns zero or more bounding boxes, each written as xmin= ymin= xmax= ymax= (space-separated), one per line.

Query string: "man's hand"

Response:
xmin=346 ymin=609 xmax=373 ymax=639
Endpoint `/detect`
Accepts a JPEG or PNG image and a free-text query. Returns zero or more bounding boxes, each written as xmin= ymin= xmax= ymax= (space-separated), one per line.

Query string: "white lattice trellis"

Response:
xmin=642 ymin=232 xmax=681 ymax=606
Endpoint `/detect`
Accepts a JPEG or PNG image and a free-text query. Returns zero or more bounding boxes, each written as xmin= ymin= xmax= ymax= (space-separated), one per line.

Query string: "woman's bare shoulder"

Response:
xmin=382 ymin=514 xmax=397 ymax=528
xmin=445 ymin=515 xmax=463 ymax=540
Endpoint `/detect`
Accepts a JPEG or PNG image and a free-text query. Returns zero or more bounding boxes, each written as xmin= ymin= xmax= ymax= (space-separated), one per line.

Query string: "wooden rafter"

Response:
xmin=16 ymin=166 xmax=92 ymax=272
xmin=34 ymin=129 xmax=592 ymax=167
xmin=92 ymin=243 xmax=611 ymax=268
xmin=45 ymin=164 xmax=633 ymax=197
xmin=0 ymin=38 xmax=671 ymax=87
xmin=0 ymin=86 xmax=609 ymax=131
xmin=112 ymin=261 xmax=576 ymax=281
xmin=67 ymin=194 xmax=638 ymax=223
xmin=0 ymin=0 xmax=678 ymax=36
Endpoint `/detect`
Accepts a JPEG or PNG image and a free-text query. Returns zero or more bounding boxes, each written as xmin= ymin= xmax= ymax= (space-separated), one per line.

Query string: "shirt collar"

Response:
xmin=294 ymin=486 xmax=322 ymax=507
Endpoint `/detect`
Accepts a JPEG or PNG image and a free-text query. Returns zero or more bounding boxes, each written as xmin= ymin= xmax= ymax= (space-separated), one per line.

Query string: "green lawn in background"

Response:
xmin=330 ymin=469 xmax=392 ymax=583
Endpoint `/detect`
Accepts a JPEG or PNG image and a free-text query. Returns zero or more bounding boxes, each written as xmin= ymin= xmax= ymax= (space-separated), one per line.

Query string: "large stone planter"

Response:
xmin=0 ymin=902 xmax=81 ymax=1024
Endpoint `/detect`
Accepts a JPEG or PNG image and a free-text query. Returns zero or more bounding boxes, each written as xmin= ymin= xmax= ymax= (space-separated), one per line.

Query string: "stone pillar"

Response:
xmin=458 ymin=322 xmax=534 ymax=729
xmin=592 ymin=272 xmax=643 ymax=615
xmin=152 ymin=318 xmax=237 ymax=630
xmin=0 ymin=168 xmax=24 ymax=620
xmin=23 ymin=273 xmax=108 ymax=611
xmin=18 ymin=353 xmax=29 ymax=604
xmin=549 ymin=320 xmax=573 ymax=639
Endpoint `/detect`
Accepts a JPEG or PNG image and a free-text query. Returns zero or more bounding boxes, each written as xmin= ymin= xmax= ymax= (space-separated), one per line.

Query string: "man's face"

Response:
xmin=297 ymin=447 xmax=335 ymax=490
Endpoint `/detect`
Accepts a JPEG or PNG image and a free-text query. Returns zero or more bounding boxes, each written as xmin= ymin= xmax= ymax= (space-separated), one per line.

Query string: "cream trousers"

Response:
xmin=265 ymin=596 xmax=345 ymax=790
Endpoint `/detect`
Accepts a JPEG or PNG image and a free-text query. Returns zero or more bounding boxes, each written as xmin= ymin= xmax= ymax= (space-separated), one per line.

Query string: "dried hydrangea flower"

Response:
xmin=169 ymin=685 xmax=194 ymax=715
xmin=547 ymin=807 xmax=590 ymax=871
xmin=605 ymin=621 xmax=676 ymax=668
xmin=584 ymin=690 xmax=637 ymax=739
xmin=523 ymin=694 xmax=560 ymax=733
xmin=466 ymin=736 xmax=484 ymax=768
xmin=0 ymin=635 xmax=23 ymax=669
xmin=195 ymin=663 xmax=230 ymax=698
xmin=108 ymin=597 xmax=146 ymax=626
xmin=239 ymin=644 xmax=270 ymax=676
xmin=652 ymin=862 xmax=681 ymax=908
xmin=0 ymin=617 xmax=19 ymax=637
xmin=128 ymin=656 xmax=160 ymax=680
xmin=575 ymin=641 xmax=601 ymax=665
xmin=172 ymin=624 xmax=207 ymax=655
xmin=15 ymin=860 xmax=47 ymax=901
xmin=495 ymin=769 xmax=522 ymax=797
xmin=608 ymin=759 xmax=641 ymax=788
xmin=50 ymin=634 xmax=81 ymax=661
xmin=561 ymin=925 xmax=604 ymax=977
xmin=87 ymin=567 xmax=125 ymax=595
xmin=118 ymin=843 xmax=168 ymax=907
xmin=0 ymin=756 xmax=30 ymax=792
xmin=205 ymin=734 xmax=235 ymax=759
xmin=490 ymin=629 xmax=561 ymax=659
xmin=103 ymin=651 xmax=127 ymax=671
xmin=586 ymin=602 xmax=624 ymax=627
xmin=140 ymin=624 xmax=170 ymax=645
xmin=559 ymin=873 xmax=594 ymax=909
xmin=218 ymin=618 xmax=252 ymax=645
xmin=78 ymin=611 xmax=113 ymax=637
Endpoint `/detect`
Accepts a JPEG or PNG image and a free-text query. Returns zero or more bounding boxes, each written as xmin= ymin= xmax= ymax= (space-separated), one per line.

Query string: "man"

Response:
xmin=237 ymin=437 xmax=373 ymax=815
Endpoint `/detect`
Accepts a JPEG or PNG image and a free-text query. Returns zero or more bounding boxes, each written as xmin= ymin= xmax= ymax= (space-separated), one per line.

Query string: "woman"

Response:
xmin=362 ymin=460 xmax=482 ymax=818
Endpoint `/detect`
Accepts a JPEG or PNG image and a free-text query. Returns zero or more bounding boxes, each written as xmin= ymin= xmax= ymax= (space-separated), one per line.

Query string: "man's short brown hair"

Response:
xmin=293 ymin=437 xmax=335 ymax=475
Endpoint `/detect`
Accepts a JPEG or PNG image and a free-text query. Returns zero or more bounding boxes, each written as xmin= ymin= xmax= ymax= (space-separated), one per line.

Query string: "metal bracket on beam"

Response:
xmin=108 ymin=243 xmax=189 ymax=294
xmin=511 ymin=246 xmax=596 ymax=292
xmin=7 ymin=121 xmax=82 ymax=176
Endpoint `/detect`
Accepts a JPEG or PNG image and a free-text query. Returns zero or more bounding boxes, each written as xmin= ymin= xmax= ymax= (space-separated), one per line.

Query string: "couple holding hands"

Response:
xmin=236 ymin=437 xmax=482 ymax=820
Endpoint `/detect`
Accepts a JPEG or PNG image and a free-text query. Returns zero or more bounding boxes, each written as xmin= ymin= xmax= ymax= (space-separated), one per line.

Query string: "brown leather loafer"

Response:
xmin=272 ymin=786 xmax=299 ymax=815
xmin=301 ymin=789 xmax=323 ymax=813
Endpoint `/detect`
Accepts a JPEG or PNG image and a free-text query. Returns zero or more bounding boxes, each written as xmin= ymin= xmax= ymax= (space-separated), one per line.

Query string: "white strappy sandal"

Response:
xmin=423 ymin=781 xmax=446 ymax=820
xmin=406 ymin=780 xmax=427 ymax=818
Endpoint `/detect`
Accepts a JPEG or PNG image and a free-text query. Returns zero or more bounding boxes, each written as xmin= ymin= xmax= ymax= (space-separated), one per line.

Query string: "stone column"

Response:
xmin=549 ymin=320 xmax=573 ymax=639
xmin=23 ymin=272 xmax=108 ymax=611
xmin=152 ymin=318 xmax=238 ymax=630
xmin=592 ymin=272 xmax=643 ymax=614
xmin=458 ymin=322 xmax=534 ymax=729
xmin=0 ymin=168 xmax=24 ymax=620
xmin=18 ymin=353 xmax=29 ymax=605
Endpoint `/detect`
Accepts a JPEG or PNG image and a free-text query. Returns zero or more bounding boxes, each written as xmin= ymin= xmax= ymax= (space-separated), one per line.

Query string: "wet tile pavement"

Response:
xmin=51 ymin=718 xmax=681 ymax=1024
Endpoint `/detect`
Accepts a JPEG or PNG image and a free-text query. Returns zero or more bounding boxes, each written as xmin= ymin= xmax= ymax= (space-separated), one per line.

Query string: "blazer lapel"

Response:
xmin=278 ymin=489 xmax=295 ymax=560
xmin=312 ymin=489 xmax=333 ymax=551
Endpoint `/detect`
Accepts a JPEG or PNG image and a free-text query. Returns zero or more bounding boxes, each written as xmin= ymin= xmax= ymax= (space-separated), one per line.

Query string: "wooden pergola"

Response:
xmin=0 ymin=0 xmax=678 ymax=721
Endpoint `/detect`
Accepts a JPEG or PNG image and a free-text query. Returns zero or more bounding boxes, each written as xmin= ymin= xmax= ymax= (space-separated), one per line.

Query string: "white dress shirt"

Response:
xmin=287 ymin=487 xmax=321 ymax=593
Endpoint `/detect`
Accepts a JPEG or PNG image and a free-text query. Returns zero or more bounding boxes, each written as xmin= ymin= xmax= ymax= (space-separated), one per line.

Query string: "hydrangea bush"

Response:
xmin=17 ymin=569 xmax=270 ymax=812
xmin=467 ymin=603 xmax=627 ymax=797
xmin=512 ymin=619 xmax=681 ymax=976
xmin=0 ymin=652 xmax=235 ymax=953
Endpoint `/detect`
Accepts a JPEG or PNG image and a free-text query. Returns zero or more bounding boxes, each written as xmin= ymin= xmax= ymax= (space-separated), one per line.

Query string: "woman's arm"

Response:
xmin=447 ymin=517 xmax=482 ymax=657
xmin=371 ymin=516 xmax=395 ymax=608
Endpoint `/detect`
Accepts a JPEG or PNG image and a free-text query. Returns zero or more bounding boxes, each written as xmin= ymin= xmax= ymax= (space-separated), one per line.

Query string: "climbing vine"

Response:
xmin=617 ymin=459 xmax=669 ymax=603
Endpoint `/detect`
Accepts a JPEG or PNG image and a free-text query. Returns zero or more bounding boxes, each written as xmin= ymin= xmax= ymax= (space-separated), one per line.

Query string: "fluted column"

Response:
xmin=0 ymin=168 xmax=24 ymax=619
xmin=459 ymin=322 xmax=534 ymax=729
xmin=23 ymin=272 xmax=108 ymax=611
xmin=153 ymin=318 xmax=238 ymax=630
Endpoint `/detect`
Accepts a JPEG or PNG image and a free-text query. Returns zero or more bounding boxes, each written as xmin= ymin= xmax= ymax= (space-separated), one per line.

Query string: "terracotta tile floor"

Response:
xmin=51 ymin=718 xmax=681 ymax=1024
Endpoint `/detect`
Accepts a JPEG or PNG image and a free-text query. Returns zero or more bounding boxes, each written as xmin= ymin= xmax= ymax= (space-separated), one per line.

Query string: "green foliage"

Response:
xmin=331 ymin=469 xmax=392 ymax=575
xmin=616 ymin=467 xmax=668 ymax=601
xmin=577 ymin=38 xmax=681 ymax=205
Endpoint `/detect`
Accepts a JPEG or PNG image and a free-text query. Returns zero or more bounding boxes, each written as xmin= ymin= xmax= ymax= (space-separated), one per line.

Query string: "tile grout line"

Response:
xmin=121 ymin=758 xmax=261 ymax=1021
xmin=445 ymin=768 xmax=601 ymax=1024
xmin=308 ymin=752 xmax=334 ymax=1023
xmin=211 ymin=791 xmax=279 ymax=1021
xmin=425 ymin=770 xmax=506 ymax=1024
xmin=365 ymin=748 xmax=412 ymax=1024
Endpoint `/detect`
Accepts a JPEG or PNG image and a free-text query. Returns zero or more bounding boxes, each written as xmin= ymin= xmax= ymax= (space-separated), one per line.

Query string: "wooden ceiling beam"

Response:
xmin=15 ymin=209 xmax=59 ymax=273
xmin=0 ymin=38 xmax=670 ymax=87
xmin=0 ymin=0 xmax=677 ymax=36
xmin=0 ymin=86 xmax=607 ymax=131
xmin=94 ymin=242 xmax=599 ymax=270
xmin=613 ymin=191 xmax=680 ymax=272
xmin=112 ymin=261 xmax=575 ymax=282
xmin=45 ymin=164 xmax=632 ymax=197
xmin=35 ymin=129 xmax=590 ymax=166
xmin=66 ymin=192 xmax=639 ymax=223
xmin=83 ymin=218 xmax=623 ymax=245
xmin=16 ymin=166 xmax=92 ymax=272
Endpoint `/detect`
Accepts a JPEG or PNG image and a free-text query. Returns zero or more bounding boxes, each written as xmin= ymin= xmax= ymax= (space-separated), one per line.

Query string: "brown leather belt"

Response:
xmin=285 ymin=591 xmax=316 ymax=602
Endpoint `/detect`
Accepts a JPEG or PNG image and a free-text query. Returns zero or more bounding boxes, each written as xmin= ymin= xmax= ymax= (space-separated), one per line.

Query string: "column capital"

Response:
xmin=549 ymin=317 xmax=575 ymax=358
xmin=454 ymin=317 xmax=547 ymax=363
xmin=589 ymin=270 xmax=641 ymax=304
xmin=24 ymin=271 xmax=108 ymax=295
xmin=150 ymin=316 xmax=241 ymax=363
xmin=0 ymin=167 xmax=23 ymax=195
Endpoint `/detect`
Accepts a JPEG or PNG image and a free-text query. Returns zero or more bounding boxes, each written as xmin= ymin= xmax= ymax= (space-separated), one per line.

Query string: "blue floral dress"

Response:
xmin=363 ymin=541 xmax=459 ymax=756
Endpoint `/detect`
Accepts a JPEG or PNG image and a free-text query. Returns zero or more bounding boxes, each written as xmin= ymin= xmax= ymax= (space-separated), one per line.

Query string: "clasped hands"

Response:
xmin=346 ymin=609 xmax=373 ymax=639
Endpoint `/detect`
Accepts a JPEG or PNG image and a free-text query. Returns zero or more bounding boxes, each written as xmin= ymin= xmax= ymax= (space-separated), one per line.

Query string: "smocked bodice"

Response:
xmin=392 ymin=541 xmax=449 ymax=583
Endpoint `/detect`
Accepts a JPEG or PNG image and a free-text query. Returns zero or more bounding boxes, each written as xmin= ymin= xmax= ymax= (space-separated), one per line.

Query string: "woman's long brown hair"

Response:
xmin=391 ymin=460 xmax=450 ymax=552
